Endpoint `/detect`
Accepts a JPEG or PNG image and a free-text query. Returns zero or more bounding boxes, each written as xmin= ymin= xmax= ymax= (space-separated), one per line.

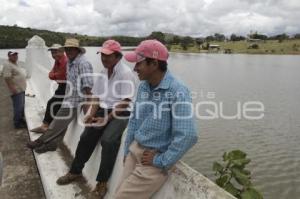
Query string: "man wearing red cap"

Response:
xmin=56 ymin=40 xmax=136 ymax=198
xmin=115 ymin=40 xmax=198 ymax=198
xmin=2 ymin=51 xmax=27 ymax=129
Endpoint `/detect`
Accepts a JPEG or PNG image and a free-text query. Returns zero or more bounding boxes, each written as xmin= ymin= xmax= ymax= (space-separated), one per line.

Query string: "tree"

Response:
xmin=269 ymin=34 xmax=289 ymax=42
xmin=230 ymin=34 xmax=246 ymax=41
xmin=180 ymin=36 xmax=194 ymax=50
xmin=147 ymin=31 xmax=166 ymax=43
xmin=294 ymin=33 xmax=300 ymax=39
xmin=214 ymin=33 xmax=225 ymax=42
xmin=205 ymin=35 xmax=215 ymax=42
xmin=195 ymin=38 xmax=204 ymax=49
xmin=249 ymin=32 xmax=268 ymax=40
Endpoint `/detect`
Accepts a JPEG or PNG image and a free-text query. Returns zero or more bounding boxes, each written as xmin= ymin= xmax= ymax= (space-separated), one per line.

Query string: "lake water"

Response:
xmin=1 ymin=47 xmax=300 ymax=199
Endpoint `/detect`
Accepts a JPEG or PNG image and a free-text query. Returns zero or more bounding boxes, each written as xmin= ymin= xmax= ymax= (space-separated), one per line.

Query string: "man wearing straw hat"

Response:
xmin=30 ymin=44 xmax=67 ymax=134
xmin=56 ymin=39 xmax=136 ymax=198
xmin=27 ymin=38 xmax=94 ymax=153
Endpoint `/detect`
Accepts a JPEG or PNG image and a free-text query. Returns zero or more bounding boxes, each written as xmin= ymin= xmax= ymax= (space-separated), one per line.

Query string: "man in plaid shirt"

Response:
xmin=27 ymin=38 xmax=94 ymax=153
xmin=115 ymin=40 xmax=198 ymax=199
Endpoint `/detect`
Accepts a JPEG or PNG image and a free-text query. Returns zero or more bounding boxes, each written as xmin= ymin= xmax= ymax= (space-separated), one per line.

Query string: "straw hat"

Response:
xmin=48 ymin=44 xmax=63 ymax=51
xmin=61 ymin=38 xmax=86 ymax=54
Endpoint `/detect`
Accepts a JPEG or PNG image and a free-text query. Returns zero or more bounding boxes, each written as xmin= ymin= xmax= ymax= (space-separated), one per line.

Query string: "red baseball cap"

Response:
xmin=125 ymin=40 xmax=169 ymax=63
xmin=97 ymin=39 xmax=121 ymax=55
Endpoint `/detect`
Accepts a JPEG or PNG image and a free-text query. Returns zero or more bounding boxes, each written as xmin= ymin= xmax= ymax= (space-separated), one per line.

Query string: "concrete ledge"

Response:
xmin=25 ymin=81 xmax=86 ymax=199
xmin=24 ymin=35 xmax=236 ymax=199
xmin=25 ymin=78 xmax=236 ymax=199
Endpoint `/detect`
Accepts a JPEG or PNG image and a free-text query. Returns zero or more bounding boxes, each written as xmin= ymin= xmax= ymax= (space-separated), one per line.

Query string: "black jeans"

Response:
xmin=11 ymin=91 xmax=25 ymax=127
xmin=70 ymin=108 xmax=129 ymax=182
xmin=43 ymin=83 xmax=66 ymax=125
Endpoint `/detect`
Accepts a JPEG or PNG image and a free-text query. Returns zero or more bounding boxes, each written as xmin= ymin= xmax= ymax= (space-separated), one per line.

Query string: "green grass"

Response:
xmin=170 ymin=39 xmax=300 ymax=55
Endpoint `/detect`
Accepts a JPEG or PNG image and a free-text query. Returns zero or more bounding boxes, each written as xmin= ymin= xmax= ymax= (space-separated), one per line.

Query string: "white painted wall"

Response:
xmin=25 ymin=36 xmax=236 ymax=199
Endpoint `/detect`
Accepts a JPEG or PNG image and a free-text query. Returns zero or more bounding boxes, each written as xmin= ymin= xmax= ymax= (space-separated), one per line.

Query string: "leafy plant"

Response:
xmin=213 ymin=150 xmax=263 ymax=199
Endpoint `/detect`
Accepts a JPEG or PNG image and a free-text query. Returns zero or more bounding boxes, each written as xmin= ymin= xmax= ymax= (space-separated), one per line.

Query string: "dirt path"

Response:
xmin=0 ymin=77 xmax=45 ymax=199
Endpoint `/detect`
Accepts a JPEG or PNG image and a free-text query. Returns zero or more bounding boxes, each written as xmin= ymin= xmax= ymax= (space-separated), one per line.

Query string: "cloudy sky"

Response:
xmin=0 ymin=0 xmax=299 ymax=37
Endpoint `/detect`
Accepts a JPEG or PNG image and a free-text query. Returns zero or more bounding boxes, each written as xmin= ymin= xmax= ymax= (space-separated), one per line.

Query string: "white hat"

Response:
xmin=48 ymin=44 xmax=63 ymax=51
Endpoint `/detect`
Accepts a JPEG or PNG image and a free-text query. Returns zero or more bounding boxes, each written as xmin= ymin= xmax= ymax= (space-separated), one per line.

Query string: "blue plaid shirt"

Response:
xmin=124 ymin=71 xmax=198 ymax=169
xmin=62 ymin=54 xmax=94 ymax=108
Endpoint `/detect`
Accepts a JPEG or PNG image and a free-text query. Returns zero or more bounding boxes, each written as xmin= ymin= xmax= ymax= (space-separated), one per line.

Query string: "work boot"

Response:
xmin=26 ymin=139 xmax=43 ymax=149
xmin=93 ymin=182 xmax=108 ymax=198
xmin=56 ymin=172 xmax=83 ymax=185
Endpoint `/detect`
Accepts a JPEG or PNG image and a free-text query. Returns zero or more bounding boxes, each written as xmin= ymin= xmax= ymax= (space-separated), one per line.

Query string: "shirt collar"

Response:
xmin=103 ymin=60 xmax=122 ymax=76
xmin=57 ymin=55 xmax=67 ymax=65
xmin=142 ymin=70 xmax=172 ymax=91
xmin=69 ymin=54 xmax=82 ymax=66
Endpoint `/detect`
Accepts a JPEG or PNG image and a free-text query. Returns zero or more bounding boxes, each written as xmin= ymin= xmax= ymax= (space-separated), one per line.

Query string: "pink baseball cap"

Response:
xmin=125 ymin=40 xmax=169 ymax=63
xmin=97 ymin=39 xmax=121 ymax=55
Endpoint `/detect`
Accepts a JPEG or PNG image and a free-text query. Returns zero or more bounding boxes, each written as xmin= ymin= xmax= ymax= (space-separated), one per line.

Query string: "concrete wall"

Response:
xmin=24 ymin=36 xmax=236 ymax=199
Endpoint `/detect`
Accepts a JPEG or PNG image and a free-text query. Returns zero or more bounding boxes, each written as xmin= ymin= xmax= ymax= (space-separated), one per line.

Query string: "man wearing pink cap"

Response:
xmin=115 ymin=40 xmax=198 ymax=198
xmin=57 ymin=40 xmax=136 ymax=198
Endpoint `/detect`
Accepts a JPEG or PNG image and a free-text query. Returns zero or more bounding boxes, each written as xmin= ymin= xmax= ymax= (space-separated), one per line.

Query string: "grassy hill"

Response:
xmin=0 ymin=25 xmax=143 ymax=48
xmin=1 ymin=25 xmax=299 ymax=54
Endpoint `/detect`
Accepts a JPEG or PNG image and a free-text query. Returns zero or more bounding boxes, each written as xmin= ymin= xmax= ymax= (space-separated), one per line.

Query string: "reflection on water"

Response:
xmin=1 ymin=48 xmax=300 ymax=199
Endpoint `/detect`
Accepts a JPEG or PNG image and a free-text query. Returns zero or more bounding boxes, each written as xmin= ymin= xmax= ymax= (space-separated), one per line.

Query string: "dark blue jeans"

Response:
xmin=11 ymin=91 xmax=25 ymax=127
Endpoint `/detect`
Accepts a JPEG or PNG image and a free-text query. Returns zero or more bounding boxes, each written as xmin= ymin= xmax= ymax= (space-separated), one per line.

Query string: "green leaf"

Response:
xmin=232 ymin=158 xmax=251 ymax=167
xmin=241 ymin=188 xmax=264 ymax=199
xmin=216 ymin=175 xmax=230 ymax=187
xmin=227 ymin=150 xmax=247 ymax=161
xmin=224 ymin=182 xmax=240 ymax=197
xmin=223 ymin=152 xmax=228 ymax=161
xmin=240 ymin=169 xmax=251 ymax=176
xmin=232 ymin=168 xmax=252 ymax=187
xmin=213 ymin=162 xmax=224 ymax=173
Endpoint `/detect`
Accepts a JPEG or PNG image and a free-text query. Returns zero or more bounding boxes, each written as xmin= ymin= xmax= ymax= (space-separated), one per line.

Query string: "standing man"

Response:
xmin=27 ymin=38 xmax=94 ymax=153
xmin=2 ymin=51 xmax=27 ymax=129
xmin=31 ymin=44 xmax=67 ymax=133
xmin=115 ymin=40 xmax=198 ymax=199
xmin=56 ymin=40 xmax=136 ymax=199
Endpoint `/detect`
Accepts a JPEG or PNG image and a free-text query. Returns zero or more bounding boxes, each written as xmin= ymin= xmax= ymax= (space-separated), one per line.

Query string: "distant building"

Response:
xmin=247 ymin=38 xmax=263 ymax=43
xmin=209 ymin=44 xmax=220 ymax=49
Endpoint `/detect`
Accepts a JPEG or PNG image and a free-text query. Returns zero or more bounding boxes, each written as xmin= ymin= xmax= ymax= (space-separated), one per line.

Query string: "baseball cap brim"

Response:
xmin=98 ymin=48 xmax=114 ymax=55
xmin=124 ymin=52 xmax=145 ymax=63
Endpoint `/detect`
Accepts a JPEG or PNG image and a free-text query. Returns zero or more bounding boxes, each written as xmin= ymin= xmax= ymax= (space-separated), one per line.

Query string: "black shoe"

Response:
xmin=35 ymin=143 xmax=57 ymax=154
xmin=27 ymin=139 xmax=44 ymax=149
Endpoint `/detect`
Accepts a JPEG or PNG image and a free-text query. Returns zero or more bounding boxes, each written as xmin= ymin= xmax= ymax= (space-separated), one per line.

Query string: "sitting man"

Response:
xmin=31 ymin=44 xmax=67 ymax=133
xmin=56 ymin=40 xmax=136 ymax=199
xmin=115 ymin=40 xmax=198 ymax=199
xmin=27 ymin=38 xmax=94 ymax=153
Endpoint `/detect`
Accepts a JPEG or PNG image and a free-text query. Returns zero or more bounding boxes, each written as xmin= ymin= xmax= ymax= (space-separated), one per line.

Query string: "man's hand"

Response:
xmin=141 ymin=150 xmax=156 ymax=166
xmin=48 ymin=72 xmax=55 ymax=80
xmin=84 ymin=115 xmax=94 ymax=124
xmin=91 ymin=117 xmax=108 ymax=127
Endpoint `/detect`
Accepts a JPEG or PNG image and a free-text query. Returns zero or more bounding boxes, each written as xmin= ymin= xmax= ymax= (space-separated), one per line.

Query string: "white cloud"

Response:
xmin=0 ymin=0 xmax=299 ymax=37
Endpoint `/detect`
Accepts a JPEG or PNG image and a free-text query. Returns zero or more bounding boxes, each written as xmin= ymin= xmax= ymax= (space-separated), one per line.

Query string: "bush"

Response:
xmin=213 ymin=150 xmax=263 ymax=199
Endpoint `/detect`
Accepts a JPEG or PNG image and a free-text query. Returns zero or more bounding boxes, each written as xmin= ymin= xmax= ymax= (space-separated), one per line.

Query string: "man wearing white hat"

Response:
xmin=2 ymin=51 xmax=27 ymax=129
xmin=31 ymin=44 xmax=68 ymax=133
xmin=27 ymin=38 xmax=94 ymax=153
